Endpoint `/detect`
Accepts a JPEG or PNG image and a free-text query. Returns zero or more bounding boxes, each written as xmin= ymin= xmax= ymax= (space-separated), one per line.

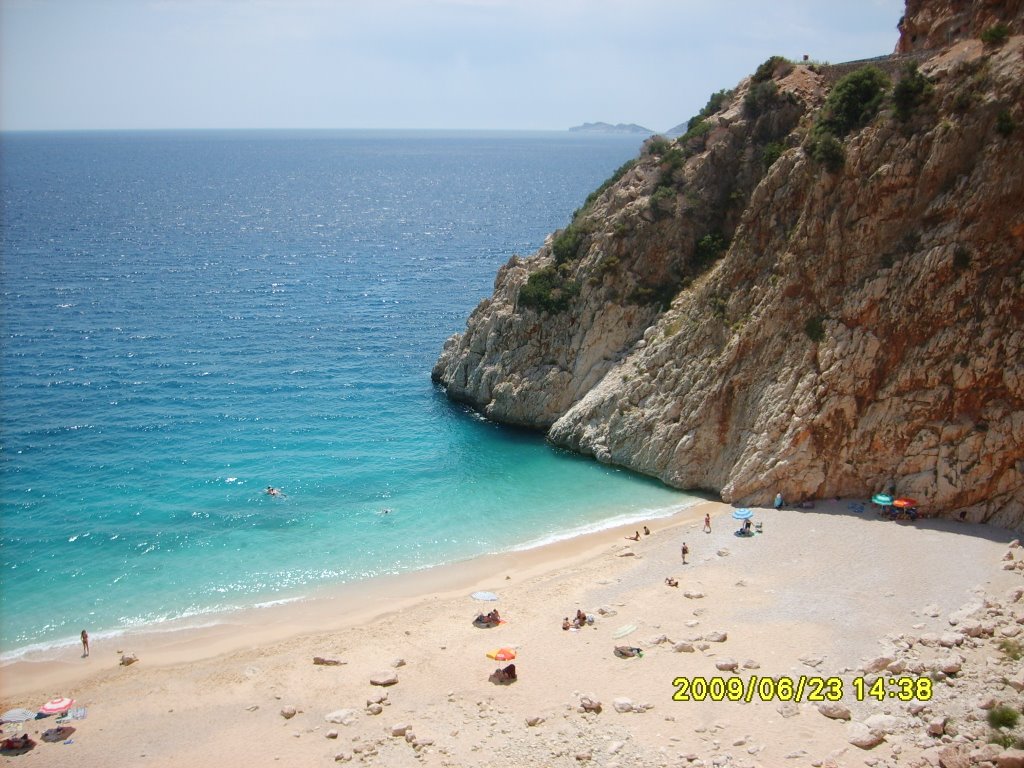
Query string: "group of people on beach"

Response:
xmin=562 ymin=609 xmax=592 ymax=630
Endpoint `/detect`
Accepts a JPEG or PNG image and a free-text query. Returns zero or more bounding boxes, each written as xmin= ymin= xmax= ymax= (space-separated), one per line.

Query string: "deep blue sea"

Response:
xmin=0 ymin=130 xmax=695 ymax=660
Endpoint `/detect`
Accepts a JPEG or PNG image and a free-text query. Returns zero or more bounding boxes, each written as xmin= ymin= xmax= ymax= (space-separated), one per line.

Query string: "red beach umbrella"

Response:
xmin=38 ymin=697 xmax=75 ymax=716
xmin=893 ymin=498 xmax=918 ymax=509
xmin=486 ymin=648 xmax=516 ymax=661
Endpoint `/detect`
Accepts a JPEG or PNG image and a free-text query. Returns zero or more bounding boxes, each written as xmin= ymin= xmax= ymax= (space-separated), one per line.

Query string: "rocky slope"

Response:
xmin=433 ymin=0 xmax=1024 ymax=530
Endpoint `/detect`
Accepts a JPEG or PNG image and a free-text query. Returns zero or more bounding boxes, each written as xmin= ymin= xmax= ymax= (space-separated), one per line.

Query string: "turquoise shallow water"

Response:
xmin=0 ymin=130 xmax=696 ymax=659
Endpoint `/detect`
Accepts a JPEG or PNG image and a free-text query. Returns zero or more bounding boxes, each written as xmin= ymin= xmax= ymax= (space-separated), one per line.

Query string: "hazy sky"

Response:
xmin=1 ymin=0 xmax=906 ymax=132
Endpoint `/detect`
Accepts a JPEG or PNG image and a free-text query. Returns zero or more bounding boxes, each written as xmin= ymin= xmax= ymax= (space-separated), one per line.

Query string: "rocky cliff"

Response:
xmin=433 ymin=0 xmax=1024 ymax=530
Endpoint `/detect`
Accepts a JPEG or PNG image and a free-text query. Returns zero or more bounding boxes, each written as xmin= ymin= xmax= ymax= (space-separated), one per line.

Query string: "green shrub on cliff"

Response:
xmin=752 ymin=55 xmax=793 ymax=83
xmin=892 ymin=63 xmax=933 ymax=121
xmin=649 ymin=186 xmax=677 ymax=219
xmin=744 ymin=80 xmax=780 ymax=118
xmin=693 ymin=232 xmax=728 ymax=268
xmin=552 ymin=223 xmax=585 ymax=265
xmin=996 ymin=110 xmax=1016 ymax=136
xmin=519 ymin=265 xmax=579 ymax=313
xmin=761 ymin=141 xmax=785 ymax=170
xmin=981 ymin=22 xmax=1010 ymax=46
xmin=819 ymin=66 xmax=890 ymax=137
xmin=645 ymin=136 xmax=672 ymax=156
xmin=629 ymin=281 xmax=677 ymax=310
xmin=806 ymin=130 xmax=845 ymax=172
xmin=688 ymin=89 xmax=733 ymax=131
xmin=804 ymin=315 xmax=826 ymax=342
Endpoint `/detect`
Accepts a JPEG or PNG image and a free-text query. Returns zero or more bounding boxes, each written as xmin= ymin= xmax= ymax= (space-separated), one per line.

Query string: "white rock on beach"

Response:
xmin=864 ymin=713 xmax=902 ymax=734
xmin=847 ymin=721 xmax=885 ymax=749
xmin=861 ymin=655 xmax=894 ymax=673
xmin=579 ymin=695 xmax=602 ymax=714
xmin=817 ymin=702 xmax=851 ymax=720
xmin=325 ymin=709 xmax=357 ymax=725
xmin=370 ymin=671 xmax=399 ymax=686
xmin=612 ymin=697 xmax=634 ymax=713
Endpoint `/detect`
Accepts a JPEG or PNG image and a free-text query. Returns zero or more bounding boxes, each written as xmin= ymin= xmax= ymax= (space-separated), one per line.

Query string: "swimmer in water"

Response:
xmin=266 ymin=486 xmax=285 ymax=497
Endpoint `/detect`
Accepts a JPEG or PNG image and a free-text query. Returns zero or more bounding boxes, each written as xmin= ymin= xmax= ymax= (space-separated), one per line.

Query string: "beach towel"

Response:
xmin=612 ymin=623 xmax=637 ymax=639
xmin=54 ymin=708 xmax=86 ymax=725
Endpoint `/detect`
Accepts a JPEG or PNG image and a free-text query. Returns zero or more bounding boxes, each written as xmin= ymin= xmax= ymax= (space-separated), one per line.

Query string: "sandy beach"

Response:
xmin=2 ymin=499 xmax=1022 ymax=767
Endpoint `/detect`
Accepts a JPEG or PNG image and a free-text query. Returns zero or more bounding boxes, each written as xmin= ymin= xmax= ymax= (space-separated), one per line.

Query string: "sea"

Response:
xmin=0 ymin=130 xmax=697 ymax=661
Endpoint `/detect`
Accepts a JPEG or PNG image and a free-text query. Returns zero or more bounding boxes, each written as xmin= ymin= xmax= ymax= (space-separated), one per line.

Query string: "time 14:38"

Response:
xmin=852 ymin=676 xmax=933 ymax=701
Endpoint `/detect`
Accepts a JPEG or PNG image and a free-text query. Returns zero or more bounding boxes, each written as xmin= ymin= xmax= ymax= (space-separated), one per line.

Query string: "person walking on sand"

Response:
xmin=81 ymin=629 xmax=89 ymax=657
xmin=703 ymin=513 xmax=711 ymax=533
xmin=681 ymin=542 xmax=689 ymax=564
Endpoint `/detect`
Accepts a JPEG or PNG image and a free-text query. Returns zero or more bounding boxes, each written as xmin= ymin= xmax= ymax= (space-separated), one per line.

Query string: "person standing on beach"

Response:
xmin=81 ymin=629 xmax=89 ymax=657
xmin=681 ymin=542 xmax=689 ymax=564
xmin=703 ymin=513 xmax=711 ymax=533
xmin=774 ymin=492 xmax=784 ymax=510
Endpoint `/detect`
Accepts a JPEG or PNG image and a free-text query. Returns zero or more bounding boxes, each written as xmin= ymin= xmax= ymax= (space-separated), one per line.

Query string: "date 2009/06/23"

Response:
xmin=671 ymin=675 xmax=933 ymax=703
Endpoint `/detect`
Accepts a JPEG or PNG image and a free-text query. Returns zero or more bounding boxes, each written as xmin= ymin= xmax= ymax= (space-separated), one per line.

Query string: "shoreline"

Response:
xmin=0 ymin=498 xmax=716 ymax=699
xmin=0 ymin=495 xmax=705 ymax=666
xmin=3 ymin=498 xmax=1020 ymax=768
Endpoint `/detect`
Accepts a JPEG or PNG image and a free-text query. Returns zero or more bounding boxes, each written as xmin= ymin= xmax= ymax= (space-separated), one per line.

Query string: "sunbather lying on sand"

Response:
xmin=473 ymin=609 xmax=501 ymax=627
xmin=490 ymin=663 xmax=517 ymax=683
xmin=1 ymin=734 xmax=35 ymax=752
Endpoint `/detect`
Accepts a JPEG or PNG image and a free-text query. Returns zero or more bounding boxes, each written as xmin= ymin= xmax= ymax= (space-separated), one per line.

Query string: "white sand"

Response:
xmin=1 ymin=500 xmax=1020 ymax=767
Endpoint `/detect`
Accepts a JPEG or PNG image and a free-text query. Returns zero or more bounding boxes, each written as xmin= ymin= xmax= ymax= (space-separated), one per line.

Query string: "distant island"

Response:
xmin=568 ymin=122 xmax=654 ymax=135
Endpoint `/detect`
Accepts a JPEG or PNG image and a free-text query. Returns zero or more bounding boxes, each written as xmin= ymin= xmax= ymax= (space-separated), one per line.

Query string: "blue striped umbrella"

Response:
xmin=872 ymin=493 xmax=894 ymax=506
xmin=731 ymin=508 xmax=753 ymax=520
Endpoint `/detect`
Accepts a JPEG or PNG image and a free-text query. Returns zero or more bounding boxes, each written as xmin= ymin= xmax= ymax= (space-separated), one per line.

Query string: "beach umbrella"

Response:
xmin=38 ymin=698 xmax=74 ymax=716
xmin=893 ymin=498 xmax=918 ymax=509
xmin=486 ymin=647 xmax=516 ymax=661
xmin=731 ymin=508 xmax=753 ymax=520
xmin=1 ymin=708 xmax=36 ymax=723
xmin=871 ymin=493 xmax=894 ymax=506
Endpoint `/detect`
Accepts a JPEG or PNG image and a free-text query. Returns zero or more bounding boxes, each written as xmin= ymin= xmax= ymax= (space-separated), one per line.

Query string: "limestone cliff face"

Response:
xmin=897 ymin=0 xmax=1024 ymax=52
xmin=434 ymin=1 xmax=1024 ymax=529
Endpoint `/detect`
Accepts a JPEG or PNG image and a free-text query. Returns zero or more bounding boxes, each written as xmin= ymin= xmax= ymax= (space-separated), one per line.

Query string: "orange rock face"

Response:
xmin=434 ymin=3 xmax=1024 ymax=529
